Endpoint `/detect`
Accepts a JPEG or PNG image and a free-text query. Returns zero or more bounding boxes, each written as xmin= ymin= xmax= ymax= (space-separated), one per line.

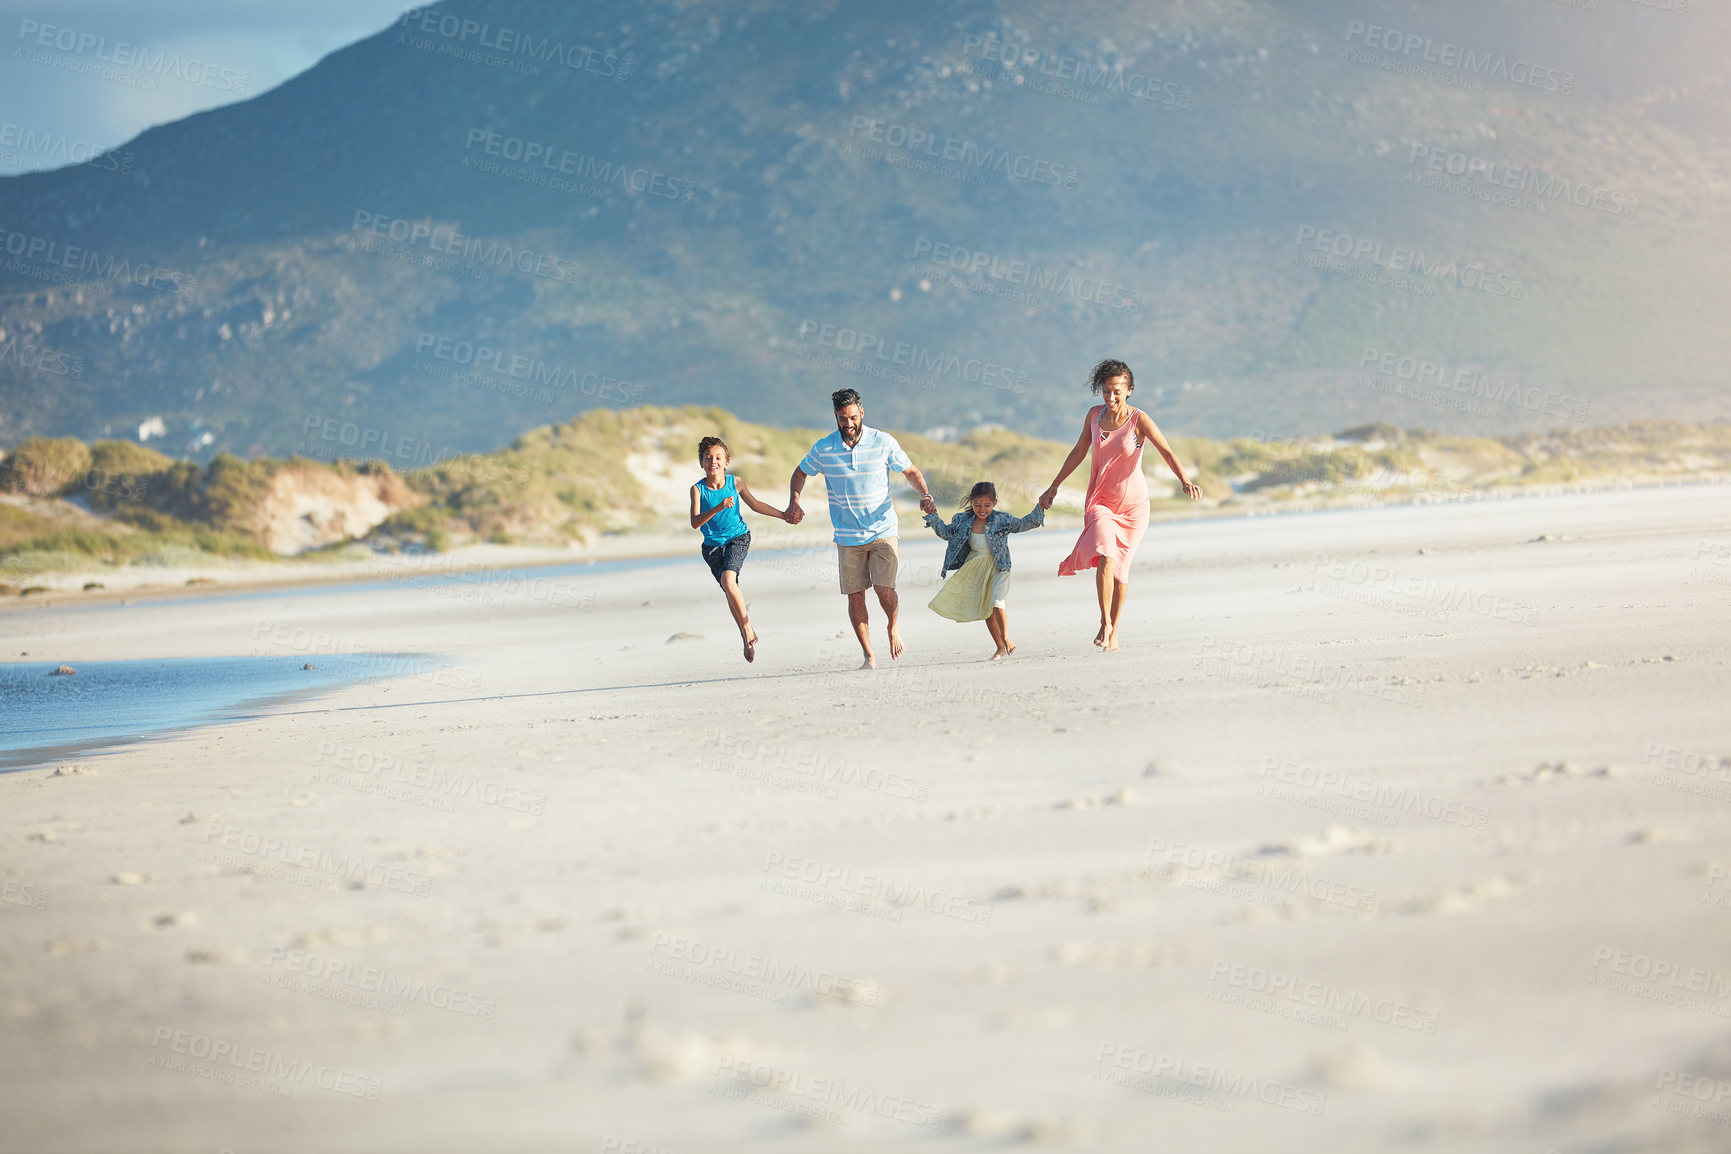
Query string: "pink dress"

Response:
xmin=1058 ymin=406 xmax=1150 ymax=582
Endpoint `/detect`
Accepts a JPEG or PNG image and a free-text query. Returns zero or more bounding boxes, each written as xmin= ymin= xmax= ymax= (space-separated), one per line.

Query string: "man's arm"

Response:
xmin=786 ymin=466 xmax=809 ymax=524
xmin=902 ymin=466 xmax=937 ymax=515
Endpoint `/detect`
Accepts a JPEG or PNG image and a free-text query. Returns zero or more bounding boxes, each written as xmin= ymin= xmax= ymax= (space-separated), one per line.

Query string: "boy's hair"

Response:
xmin=1088 ymin=358 xmax=1135 ymax=394
xmin=831 ymin=388 xmax=862 ymax=412
xmin=697 ymin=436 xmax=730 ymax=462
xmin=960 ymin=481 xmax=998 ymax=509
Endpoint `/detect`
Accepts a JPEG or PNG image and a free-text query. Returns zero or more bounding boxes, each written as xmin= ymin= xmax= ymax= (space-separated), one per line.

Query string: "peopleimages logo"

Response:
xmin=795 ymin=319 xmax=1028 ymax=394
xmin=1406 ymin=143 xmax=1636 ymax=218
xmin=846 ymin=115 xmax=1079 ymax=188
xmin=0 ymin=227 xmax=197 ymax=297
xmin=16 ymin=19 xmax=249 ymax=93
xmin=910 ymin=237 xmax=1139 ymax=311
xmin=1342 ymin=20 xmax=1576 ymax=95
xmin=1357 ymin=347 xmax=1589 ymax=422
xmin=461 ymin=129 xmax=695 ymax=201
xmin=349 ymin=211 xmax=582 ymax=285
xmin=396 ymin=9 xmax=632 ymax=79
xmin=0 ymin=121 xmax=132 ymax=174
xmin=1293 ymin=226 xmax=1527 ymax=300
xmin=962 ymin=31 xmax=1193 ymax=108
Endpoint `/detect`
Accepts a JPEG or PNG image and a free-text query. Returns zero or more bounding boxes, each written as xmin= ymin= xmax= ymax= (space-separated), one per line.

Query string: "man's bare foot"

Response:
xmin=859 ymin=653 xmax=877 ymax=669
xmin=887 ymin=628 xmax=905 ymax=660
xmin=742 ymin=627 xmax=758 ymax=663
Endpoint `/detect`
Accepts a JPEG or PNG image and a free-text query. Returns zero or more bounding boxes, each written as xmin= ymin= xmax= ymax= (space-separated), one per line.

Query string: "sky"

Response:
xmin=0 ymin=0 xmax=413 ymax=175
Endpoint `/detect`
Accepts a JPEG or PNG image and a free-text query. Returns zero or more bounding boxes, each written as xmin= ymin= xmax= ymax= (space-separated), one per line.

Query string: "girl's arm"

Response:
xmin=735 ymin=478 xmax=792 ymax=522
xmin=923 ymin=511 xmax=956 ymax=539
xmin=1137 ymin=411 xmax=1203 ymax=500
xmin=690 ymin=484 xmax=733 ymax=529
xmin=1001 ymin=504 xmax=1045 ymax=533
xmin=1040 ymin=407 xmax=1095 ymax=508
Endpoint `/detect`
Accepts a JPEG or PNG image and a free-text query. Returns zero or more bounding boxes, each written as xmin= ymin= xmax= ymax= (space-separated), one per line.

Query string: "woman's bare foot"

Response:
xmin=1093 ymin=623 xmax=1108 ymax=648
xmin=1102 ymin=627 xmax=1120 ymax=652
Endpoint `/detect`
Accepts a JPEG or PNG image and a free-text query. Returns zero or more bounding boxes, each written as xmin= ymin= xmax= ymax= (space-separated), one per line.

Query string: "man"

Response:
xmin=787 ymin=388 xmax=937 ymax=668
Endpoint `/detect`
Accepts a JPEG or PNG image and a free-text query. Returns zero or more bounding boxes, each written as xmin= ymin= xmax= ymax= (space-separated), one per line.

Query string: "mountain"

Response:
xmin=1 ymin=0 xmax=1727 ymax=461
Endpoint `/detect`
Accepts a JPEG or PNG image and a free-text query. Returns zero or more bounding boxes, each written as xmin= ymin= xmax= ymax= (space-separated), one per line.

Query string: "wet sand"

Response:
xmin=2 ymin=484 xmax=1729 ymax=1153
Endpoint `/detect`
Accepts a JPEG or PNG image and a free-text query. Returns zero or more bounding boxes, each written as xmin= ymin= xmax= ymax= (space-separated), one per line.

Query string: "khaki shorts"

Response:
xmin=837 ymin=537 xmax=899 ymax=595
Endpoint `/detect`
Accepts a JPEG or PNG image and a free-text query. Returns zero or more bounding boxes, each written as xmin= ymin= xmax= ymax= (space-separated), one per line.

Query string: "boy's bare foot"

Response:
xmin=859 ymin=653 xmax=877 ymax=669
xmin=887 ymin=628 xmax=904 ymax=660
xmin=742 ymin=627 xmax=758 ymax=663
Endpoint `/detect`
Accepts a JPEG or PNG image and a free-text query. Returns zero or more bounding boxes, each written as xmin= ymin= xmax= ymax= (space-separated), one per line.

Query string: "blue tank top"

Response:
xmin=697 ymin=475 xmax=748 ymax=545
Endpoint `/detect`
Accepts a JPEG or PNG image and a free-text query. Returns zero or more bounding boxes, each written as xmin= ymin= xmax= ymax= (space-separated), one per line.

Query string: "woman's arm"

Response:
xmin=690 ymin=484 xmax=734 ymax=529
xmin=1137 ymin=411 xmax=1203 ymax=501
xmin=1039 ymin=408 xmax=1096 ymax=508
xmin=735 ymin=478 xmax=791 ymax=522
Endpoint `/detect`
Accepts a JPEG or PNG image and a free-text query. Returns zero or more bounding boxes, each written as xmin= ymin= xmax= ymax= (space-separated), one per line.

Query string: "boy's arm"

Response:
xmin=736 ymin=478 xmax=790 ymax=522
xmin=691 ymin=484 xmax=731 ymax=529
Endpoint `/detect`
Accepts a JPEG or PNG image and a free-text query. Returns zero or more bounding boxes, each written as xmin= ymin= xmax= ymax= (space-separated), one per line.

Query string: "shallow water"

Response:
xmin=0 ymin=653 xmax=435 ymax=770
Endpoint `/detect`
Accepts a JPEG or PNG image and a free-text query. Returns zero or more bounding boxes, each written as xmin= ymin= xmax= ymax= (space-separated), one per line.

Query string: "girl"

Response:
xmin=923 ymin=482 xmax=1044 ymax=660
xmin=690 ymin=436 xmax=790 ymax=662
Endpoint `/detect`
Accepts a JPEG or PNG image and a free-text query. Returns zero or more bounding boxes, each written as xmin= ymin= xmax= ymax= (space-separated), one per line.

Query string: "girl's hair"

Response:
xmin=697 ymin=435 xmax=730 ymax=461
xmin=960 ymin=481 xmax=998 ymax=509
xmin=1088 ymin=358 xmax=1135 ymax=394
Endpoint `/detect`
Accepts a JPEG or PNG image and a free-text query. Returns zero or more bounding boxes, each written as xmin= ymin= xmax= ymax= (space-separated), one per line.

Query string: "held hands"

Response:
xmin=785 ymin=501 xmax=805 ymax=525
xmin=1039 ymin=485 xmax=1058 ymax=510
xmin=918 ymin=493 xmax=937 ymax=516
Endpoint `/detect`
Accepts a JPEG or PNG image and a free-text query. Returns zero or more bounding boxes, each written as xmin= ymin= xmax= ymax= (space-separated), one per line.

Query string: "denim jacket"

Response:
xmin=922 ymin=505 xmax=1044 ymax=576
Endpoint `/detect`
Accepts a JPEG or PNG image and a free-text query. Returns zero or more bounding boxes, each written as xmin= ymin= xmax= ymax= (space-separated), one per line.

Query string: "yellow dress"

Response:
xmin=928 ymin=532 xmax=998 ymax=623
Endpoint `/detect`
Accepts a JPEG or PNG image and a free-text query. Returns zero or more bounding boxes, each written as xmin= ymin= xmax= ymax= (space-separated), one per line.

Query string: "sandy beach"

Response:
xmin=2 ymin=484 xmax=1730 ymax=1153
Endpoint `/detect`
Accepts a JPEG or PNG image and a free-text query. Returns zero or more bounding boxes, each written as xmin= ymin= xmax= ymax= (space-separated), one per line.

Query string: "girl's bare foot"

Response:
xmin=1005 ymin=641 xmax=1016 ymax=655
xmin=989 ymin=646 xmax=1008 ymax=661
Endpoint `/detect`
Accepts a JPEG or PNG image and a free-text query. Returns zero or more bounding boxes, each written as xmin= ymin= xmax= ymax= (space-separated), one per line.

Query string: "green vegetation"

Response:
xmin=4 ymin=411 xmax=1729 ymax=580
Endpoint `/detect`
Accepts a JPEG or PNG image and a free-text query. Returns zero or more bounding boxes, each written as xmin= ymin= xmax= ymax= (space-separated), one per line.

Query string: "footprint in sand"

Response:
xmin=1490 ymin=760 xmax=1618 ymax=786
xmin=1398 ymin=875 xmax=1520 ymax=916
xmin=1260 ymin=824 xmax=1394 ymax=858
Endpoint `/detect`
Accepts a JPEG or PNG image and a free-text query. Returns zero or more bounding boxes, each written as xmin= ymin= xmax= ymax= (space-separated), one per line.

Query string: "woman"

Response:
xmin=1039 ymin=359 xmax=1202 ymax=651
